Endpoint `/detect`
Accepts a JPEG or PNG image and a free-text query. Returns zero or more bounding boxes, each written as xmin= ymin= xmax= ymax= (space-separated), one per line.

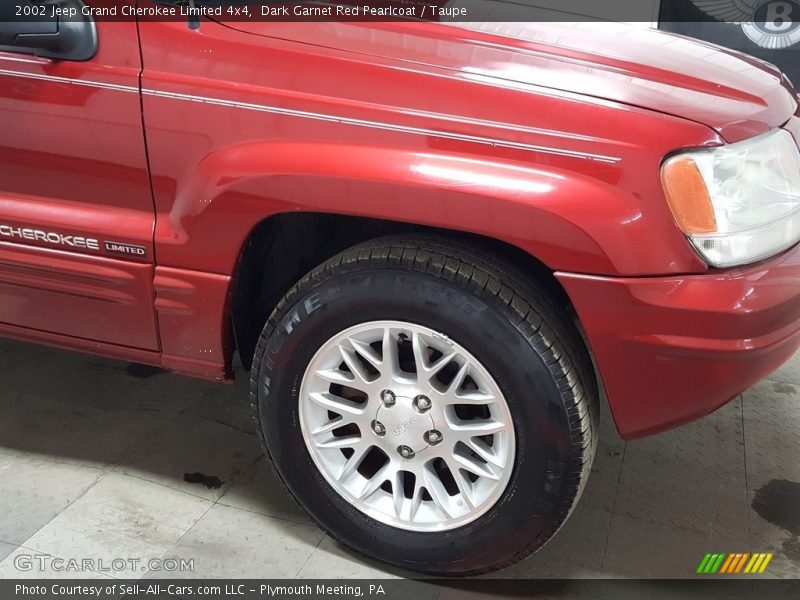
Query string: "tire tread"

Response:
xmin=250 ymin=234 xmax=598 ymax=576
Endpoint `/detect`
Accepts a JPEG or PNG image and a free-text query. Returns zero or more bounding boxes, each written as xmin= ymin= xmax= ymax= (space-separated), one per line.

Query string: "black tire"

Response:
xmin=250 ymin=235 xmax=598 ymax=576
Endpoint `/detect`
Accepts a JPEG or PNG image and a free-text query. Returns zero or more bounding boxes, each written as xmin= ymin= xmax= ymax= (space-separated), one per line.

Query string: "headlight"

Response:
xmin=661 ymin=129 xmax=800 ymax=268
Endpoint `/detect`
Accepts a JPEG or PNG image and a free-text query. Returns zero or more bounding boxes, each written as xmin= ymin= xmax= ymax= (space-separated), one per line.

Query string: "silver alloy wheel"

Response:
xmin=299 ymin=320 xmax=516 ymax=532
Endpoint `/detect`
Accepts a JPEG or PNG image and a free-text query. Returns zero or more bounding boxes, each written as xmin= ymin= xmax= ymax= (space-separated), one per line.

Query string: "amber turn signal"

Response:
xmin=661 ymin=156 xmax=717 ymax=234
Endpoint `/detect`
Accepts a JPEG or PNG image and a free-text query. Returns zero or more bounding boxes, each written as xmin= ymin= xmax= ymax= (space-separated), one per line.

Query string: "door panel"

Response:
xmin=0 ymin=17 xmax=159 ymax=350
xmin=0 ymin=241 xmax=158 ymax=349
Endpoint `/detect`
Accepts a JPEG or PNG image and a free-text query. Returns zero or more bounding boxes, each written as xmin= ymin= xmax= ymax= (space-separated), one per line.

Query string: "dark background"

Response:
xmin=660 ymin=0 xmax=800 ymax=85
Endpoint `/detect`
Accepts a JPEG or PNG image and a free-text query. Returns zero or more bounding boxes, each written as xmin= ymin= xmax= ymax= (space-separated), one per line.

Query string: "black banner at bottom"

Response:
xmin=4 ymin=579 xmax=800 ymax=600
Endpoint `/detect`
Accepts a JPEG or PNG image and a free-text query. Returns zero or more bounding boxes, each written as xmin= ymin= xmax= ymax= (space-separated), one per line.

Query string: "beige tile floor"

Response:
xmin=0 ymin=338 xmax=798 ymax=579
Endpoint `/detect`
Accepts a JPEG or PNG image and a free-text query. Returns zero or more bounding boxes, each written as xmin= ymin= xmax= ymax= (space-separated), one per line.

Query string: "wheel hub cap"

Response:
xmin=375 ymin=395 xmax=434 ymax=454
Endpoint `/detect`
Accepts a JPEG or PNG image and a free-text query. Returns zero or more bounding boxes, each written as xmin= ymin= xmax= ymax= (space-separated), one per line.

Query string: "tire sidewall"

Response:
xmin=257 ymin=267 xmax=576 ymax=573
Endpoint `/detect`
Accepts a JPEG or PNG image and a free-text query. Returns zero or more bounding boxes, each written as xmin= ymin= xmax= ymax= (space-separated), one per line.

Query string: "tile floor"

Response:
xmin=0 ymin=338 xmax=798 ymax=579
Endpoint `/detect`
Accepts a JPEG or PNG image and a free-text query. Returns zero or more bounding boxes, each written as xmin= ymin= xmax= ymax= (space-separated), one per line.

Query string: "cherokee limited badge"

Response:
xmin=0 ymin=224 xmax=100 ymax=250
xmin=104 ymin=240 xmax=147 ymax=258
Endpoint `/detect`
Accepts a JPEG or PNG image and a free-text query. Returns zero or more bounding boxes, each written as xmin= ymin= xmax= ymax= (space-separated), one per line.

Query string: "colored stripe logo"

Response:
xmin=697 ymin=553 xmax=773 ymax=574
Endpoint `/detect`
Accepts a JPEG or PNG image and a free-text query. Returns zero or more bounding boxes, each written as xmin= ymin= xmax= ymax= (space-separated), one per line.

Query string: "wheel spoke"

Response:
xmin=314 ymin=435 xmax=361 ymax=449
xmin=308 ymin=392 xmax=365 ymax=417
xmin=449 ymin=362 xmax=470 ymax=393
xmin=428 ymin=352 xmax=458 ymax=377
xmin=310 ymin=416 xmax=349 ymax=436
xmin=381 ymin=329 xmax=400 ymax=378
xmin=338 ymin=343 xmax=372 ymax=385
xmin=450 ymin=419 xmax=507 ymax=437
xmin=409 ymin=479 xmax=425 ymax=521
xmin=422 ymin=466 xmax=453 ymax=519
xmin=338 ymin=441 xmax=371 ymax=482
xmin=452 ymin=466 xmax=476 ymax=509
xmin=411 ymin=332 xmax=429 ymax=374
xmin=463 ymin=437 xmax=504 ymax=468
xmin=453 ymin=390 xmax=496 ymax=404
xmin=453 ymin=452 xmax=501 ymax=481
xmin=314 ymin=367 xmax=356 ymax=386
xmin=357 ymin=463 xmax=392 ymax=499
xmin=413 ymin=332 xmax=459 ymax=381
xmin=349 ymin=338 xmax=383 ymax=370
xmin=392 ymin=471 xmax=406 ymax=518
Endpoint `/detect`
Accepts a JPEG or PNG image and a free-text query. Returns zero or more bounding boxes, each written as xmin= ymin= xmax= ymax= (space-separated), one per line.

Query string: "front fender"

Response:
xmin=153 ymin=141 xmax=705 ymax=277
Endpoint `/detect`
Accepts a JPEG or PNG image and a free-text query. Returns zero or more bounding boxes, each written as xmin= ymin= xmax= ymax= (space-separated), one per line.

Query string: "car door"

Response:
xmin=0 ymin=1 xmax=159 ymax=350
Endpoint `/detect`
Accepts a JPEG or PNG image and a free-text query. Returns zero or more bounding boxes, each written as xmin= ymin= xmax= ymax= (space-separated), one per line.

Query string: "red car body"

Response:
xmin=1 ymin=13 xmax=799 ymax=438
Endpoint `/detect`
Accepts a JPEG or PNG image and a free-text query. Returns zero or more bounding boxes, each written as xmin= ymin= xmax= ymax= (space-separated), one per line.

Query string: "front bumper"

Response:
xmin=557 ymin=243 xmax=800 ymax=439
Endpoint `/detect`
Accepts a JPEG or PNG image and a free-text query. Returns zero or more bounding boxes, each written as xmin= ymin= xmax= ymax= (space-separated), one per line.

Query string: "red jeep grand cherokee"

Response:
xmin=1 ymin=1 xmax=799 ymax=576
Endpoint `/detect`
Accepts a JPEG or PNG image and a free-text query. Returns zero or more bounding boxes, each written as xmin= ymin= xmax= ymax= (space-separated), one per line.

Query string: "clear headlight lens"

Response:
xmin=661 ymin=129 xmax=800 ymax=268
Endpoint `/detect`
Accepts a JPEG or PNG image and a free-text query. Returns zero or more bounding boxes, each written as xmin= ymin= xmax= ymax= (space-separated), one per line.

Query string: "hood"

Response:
xmin=227 ymin=19 xmax=798 ymax=143
xmin=444 ymin=21 xmax=798 ymax=142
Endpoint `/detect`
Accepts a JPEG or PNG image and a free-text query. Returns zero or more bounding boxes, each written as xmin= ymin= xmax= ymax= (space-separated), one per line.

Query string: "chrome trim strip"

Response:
xmin=0 ymin=54 xmax=51 ymax=65
xmin=0 ymin=68 xmax=139 ymax=94
xmin=140 ymin=88 xmax=621 ymax=163
xmin=0 ymin=68 xmax=621 ymax=163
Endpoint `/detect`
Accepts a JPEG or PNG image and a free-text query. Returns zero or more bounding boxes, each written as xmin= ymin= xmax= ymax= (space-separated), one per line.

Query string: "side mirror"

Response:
xmin=0 ymin=0 xmax=97 ymax=61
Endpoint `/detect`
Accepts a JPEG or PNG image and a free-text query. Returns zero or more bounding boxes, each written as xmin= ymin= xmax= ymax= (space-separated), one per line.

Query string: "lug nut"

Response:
xmin=414 ymin=395 xmax=431 ymax=412
xmin=398 ymin=445 xmax=415 ymax=459
xmin=425 ymin=430 xmax=443 ymax=445
xmin=372 ymin=420 xmax=386 ymax=437
xmin=381 ymin=390 xmax=396 ymax=407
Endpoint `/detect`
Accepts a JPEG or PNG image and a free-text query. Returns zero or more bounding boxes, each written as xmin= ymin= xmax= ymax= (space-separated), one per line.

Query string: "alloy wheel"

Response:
xmin=299 ymin=320 xmax=516 ymax=532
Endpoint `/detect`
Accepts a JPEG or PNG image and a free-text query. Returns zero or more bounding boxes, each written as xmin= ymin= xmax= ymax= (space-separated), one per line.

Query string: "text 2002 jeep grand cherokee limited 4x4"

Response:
xmin=1 ymin=0 xmax=800 ymax=576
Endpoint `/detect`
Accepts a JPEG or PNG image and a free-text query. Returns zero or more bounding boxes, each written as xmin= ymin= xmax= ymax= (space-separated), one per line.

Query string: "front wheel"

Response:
xmin=251 ymin=236 xmax=598 ymax=575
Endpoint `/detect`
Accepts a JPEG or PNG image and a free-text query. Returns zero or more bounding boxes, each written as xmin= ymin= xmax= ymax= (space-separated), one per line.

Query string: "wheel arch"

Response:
xmin=229 ymin=212 xmax=579 ymax=370
xmin=155 ymin=141 xmax=653 ymax=392
xmin=157 ymin=141 xmax=643 ymax=278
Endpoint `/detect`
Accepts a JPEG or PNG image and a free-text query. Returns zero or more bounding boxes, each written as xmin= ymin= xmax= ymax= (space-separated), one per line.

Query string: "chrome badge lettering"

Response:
xmin=0 ymin=224 xmax=100 ymax=250
xmin=104 ymin=241 xmax=147 ymax=257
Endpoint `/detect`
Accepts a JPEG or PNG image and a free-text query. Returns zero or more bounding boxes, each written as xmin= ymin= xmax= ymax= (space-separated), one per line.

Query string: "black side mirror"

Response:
xmin=0 ymin=0 xmax=97 ymax=61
